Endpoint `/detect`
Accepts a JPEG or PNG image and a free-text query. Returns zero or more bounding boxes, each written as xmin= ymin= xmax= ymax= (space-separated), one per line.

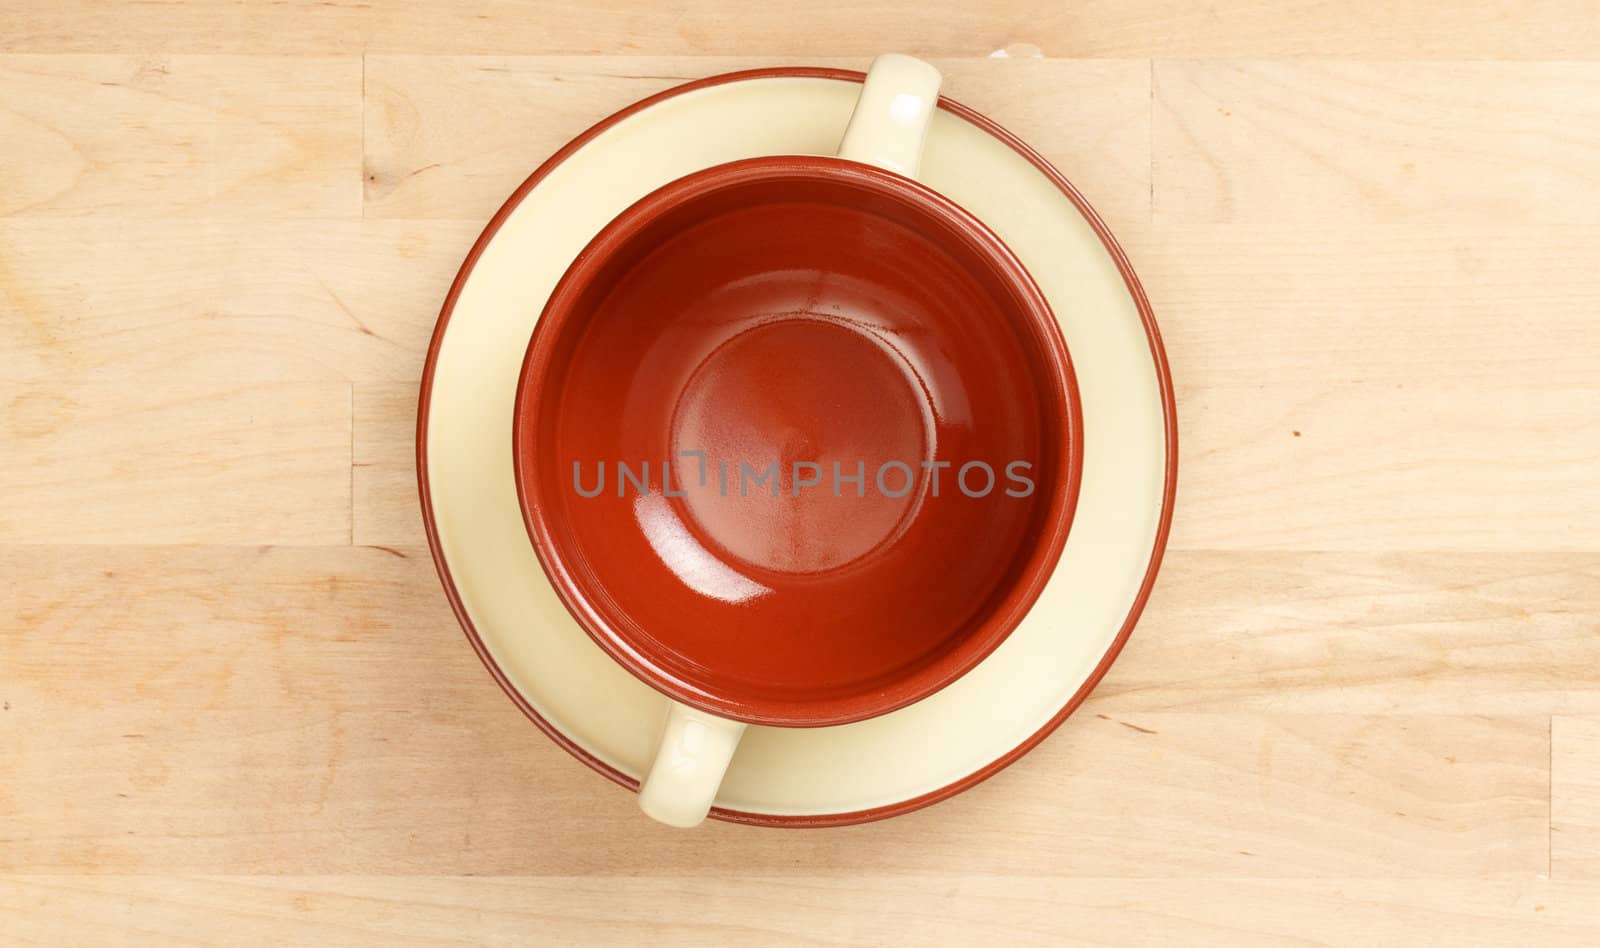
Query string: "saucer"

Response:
xmin=418 ymin=67 xmax=1177 ymax=825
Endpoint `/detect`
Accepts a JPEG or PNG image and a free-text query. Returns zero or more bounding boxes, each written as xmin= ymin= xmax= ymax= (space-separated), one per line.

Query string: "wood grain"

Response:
xmin=4 ymin=546 xmax=1592 ymax=717
xmin=0 ymin=709 xmax=1548 ymax=876
xmin=5 ymin=0 xmax=1600 ymax=58
xmin=0 ymin=544 xmax=475 ymax=713
xmin=354 ymin=383 xmax=422 ymax=546
xmin=0 ymin=55 xmax=360 ymax=217
xmin=1 ymin=3 xmax=1597 ymax=940
xmin=1171 ymin=385 xmax=1600 ymax=552
xmin=1153 ymin=62 xmax=1600 ymax=226
xmin=4 ymin=876 xmax=1600 ymax=947
xmin=1553 ymin=716 xmax=1600 ymax=877
xmin=363 ymin=56 xmax=1151 ymax=225
xmin=1125 ymin=222 xmax=1600 ymax=389
xmin=0 ymin=219 xmax=475 ymax=382
xmin=1098 ymin=552 xmax=1600 ymax=714
xmin=0 ymin=382 xmax=351 ymax=544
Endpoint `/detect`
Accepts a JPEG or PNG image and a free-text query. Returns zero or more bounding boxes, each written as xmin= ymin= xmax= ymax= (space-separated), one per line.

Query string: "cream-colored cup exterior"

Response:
xmin=636 ymin=53 xmax=943 ymax=829
xmin=637 ymin=706 xmax=748 ymax=827
xmin=835 ymin=53 xmax=942 ymax=176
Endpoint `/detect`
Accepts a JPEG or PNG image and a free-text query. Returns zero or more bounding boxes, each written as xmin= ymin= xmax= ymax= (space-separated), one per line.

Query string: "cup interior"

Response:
xmin=514 ymin=157 xmax=1081 ymax=727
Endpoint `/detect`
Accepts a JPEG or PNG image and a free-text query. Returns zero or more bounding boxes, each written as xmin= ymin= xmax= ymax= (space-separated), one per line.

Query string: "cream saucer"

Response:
xmin=418 ymin=68 xmax=1176 ymax=825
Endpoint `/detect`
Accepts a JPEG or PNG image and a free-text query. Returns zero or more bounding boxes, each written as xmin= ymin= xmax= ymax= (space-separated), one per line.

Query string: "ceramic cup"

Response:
xmin=512 ymin=55 xmax=1083 ymax=826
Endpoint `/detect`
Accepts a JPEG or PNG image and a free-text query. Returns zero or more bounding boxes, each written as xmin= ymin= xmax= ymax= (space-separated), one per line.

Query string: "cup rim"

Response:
xmin=510 ymin=154 xmax=1086 ymax=728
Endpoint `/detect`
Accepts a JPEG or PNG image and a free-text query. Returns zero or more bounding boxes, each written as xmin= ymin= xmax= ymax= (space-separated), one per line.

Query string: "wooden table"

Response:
xmin=3 ymin=2 xmax=1599 ymax=944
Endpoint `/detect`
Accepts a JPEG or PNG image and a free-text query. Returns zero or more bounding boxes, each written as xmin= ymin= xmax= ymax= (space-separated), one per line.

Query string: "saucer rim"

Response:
xmin=416 ymin=66 xmax=1179 ymax=827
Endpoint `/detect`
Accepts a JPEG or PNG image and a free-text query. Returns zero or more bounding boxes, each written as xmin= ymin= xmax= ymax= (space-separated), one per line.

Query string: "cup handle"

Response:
xmin=836 ymin=54 xmax=943 ymax=178
xmin=638 ymin=701 xmax=748 ymax=827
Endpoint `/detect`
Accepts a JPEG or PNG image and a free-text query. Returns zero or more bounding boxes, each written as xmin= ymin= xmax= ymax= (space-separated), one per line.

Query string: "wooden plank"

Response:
xmin=1553 ymin=716 xmax=1600 ymax=878
xmin=9 ymin=215 xmax=1593 ymax=392
xmin=4 ymin=876 xmax=1598 ymax=947
xmin=0 ymin=710 xmax=1547 ymax=876
xmin=1171 ymin=385 xmax=1600 ymax=552
xmin=0 ymin=382 xmax=350 ymax=544
xmin=1124 ymin=221 xmax=1600 ymax=389
xmin=0 ymin=544 xmax=483 ymax=713
xmin=5 ymin=0 xmax=1600 ymax=58
xmin=1153 ymin=62 xmax=1600 ymax=226
xmin=354 ymin=384 xmax=422 ymax=547
xmin=363 ymin=56 xmax=1151 ymax=226
xmin=5 ymin=545 xmax=1592 ymax=718
xmin=1097 ymin=552 xmax=1600 ymax=713
xmin=0 ymin=55 xmax=360 ymax=217
xmin=0 ymin=219 xmax=476 ymax=382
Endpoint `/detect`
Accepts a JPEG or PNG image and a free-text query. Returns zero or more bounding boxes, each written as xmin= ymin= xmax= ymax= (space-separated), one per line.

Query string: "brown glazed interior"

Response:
xmin=512 ymin=156 xmax=1081 ymax=728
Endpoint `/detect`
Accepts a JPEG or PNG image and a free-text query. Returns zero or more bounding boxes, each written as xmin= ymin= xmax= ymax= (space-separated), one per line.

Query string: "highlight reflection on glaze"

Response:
xmin=632 ymin=492 xmax=769 ymax=605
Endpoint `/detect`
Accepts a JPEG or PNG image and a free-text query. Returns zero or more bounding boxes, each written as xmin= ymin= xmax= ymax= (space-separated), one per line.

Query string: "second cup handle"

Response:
xmin=638 ymin=702 xmax=747 ymax=828
xmin=836 ymin=54 xmax=943 ymax=178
